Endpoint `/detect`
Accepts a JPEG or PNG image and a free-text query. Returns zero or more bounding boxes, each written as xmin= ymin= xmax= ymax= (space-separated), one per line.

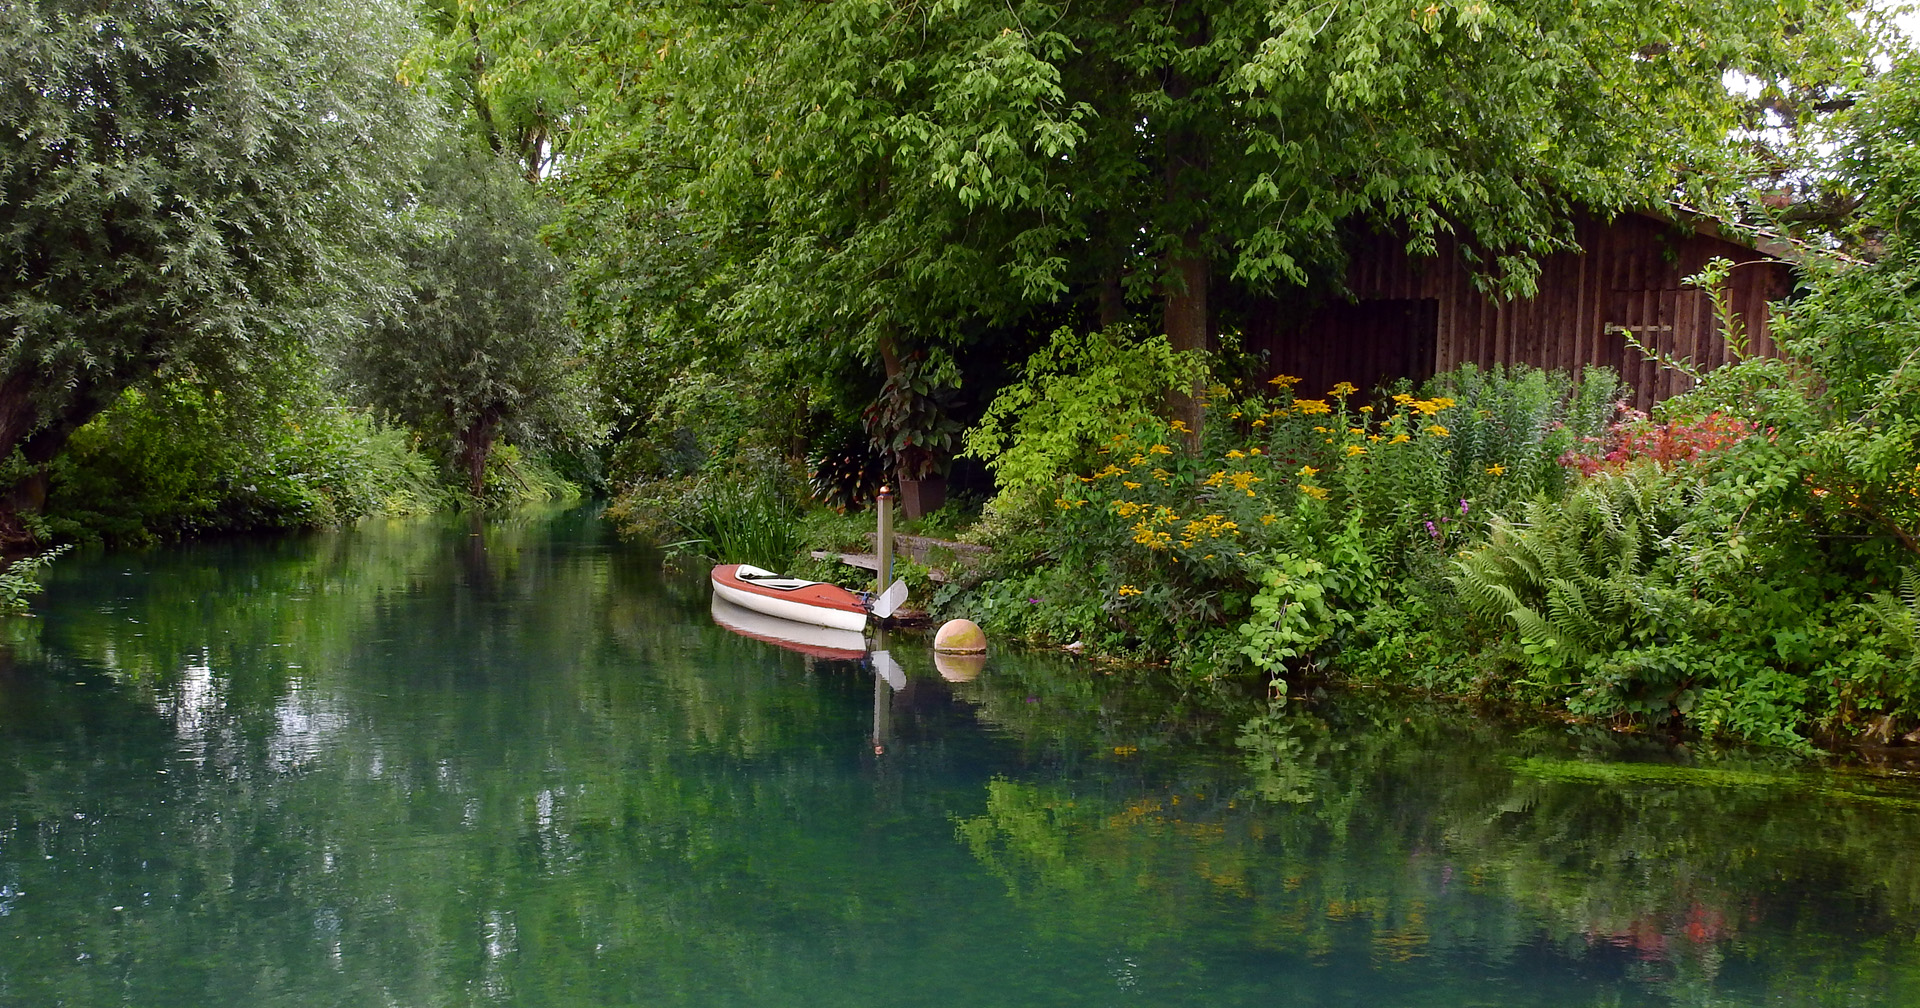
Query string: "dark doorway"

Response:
xmin=1270 ymin=298 xmax=1439 ymax=398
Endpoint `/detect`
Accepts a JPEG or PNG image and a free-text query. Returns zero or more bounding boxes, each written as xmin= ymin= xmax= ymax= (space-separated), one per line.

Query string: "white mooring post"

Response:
xmin=875 ymin=484 xmax=894 ymax=600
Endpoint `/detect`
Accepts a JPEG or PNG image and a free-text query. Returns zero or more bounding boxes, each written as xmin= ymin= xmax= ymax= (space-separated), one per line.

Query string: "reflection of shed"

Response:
xmin=1244 ymin=211 xmax=1797 ymax=408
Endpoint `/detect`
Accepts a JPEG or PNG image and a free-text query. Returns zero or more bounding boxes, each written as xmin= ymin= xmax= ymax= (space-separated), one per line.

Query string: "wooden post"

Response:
xmin=876 ymin=484 xmax=893 ymax=594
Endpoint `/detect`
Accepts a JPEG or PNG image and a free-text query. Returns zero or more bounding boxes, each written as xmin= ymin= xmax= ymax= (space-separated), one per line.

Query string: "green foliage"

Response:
xmin=473 ymin=444 xmax=581 ymax=510
xmin=345 ymin=146 xmax=593 ymax=498
xmin=0 ymin=544 xmax=69 ymax=615
xmin=807 ymin=428 xmax=885 ymax=512
xmin=0 ymin=0 xmax=438 ymax=498
xmin=952 ymin=363 xmax=1617 ymax=685
xmin=964 ymin=326 xmax=1207 ymax=495
xmin=605 ymin=357 xmax=811 ymax=489
xmin=864 ymin=354 xmax=964 ymax=480
xmin=45 ymin=383 xmax=451 ymax=545
xmin=610 ymin=451 xmax=809 ymax=571
xmin=1237 ymin=553 xmax=1339 ymax=687
xmin=1452 ymin=465 xmax=1724 ymax=704
xmin=671 ymin=481 xmax=806 ymax=572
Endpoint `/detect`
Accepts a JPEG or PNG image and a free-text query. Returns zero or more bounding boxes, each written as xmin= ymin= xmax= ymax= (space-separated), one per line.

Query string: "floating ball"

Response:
xmin=933 ymin=618 xmax=987 ymax=654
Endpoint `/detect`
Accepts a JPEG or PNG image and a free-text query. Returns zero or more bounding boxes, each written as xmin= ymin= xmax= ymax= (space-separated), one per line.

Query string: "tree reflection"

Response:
xmin=3 ymin=512 xmax=1920 ymax=1005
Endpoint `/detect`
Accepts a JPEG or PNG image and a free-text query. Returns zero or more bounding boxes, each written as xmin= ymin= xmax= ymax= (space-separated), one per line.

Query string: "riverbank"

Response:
xmin=904 ymin=312 xmax=1920 ymax=754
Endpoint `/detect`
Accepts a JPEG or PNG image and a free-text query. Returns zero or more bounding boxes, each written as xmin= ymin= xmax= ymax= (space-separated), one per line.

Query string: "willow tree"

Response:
xmin=344 ymin=149 xmax=584 ymax=499
xmin=0 ymin=0 xmax=437 ymax=540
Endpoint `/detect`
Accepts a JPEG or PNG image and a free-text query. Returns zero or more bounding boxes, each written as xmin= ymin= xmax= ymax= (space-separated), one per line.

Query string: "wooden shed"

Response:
xmin=1244 ymin=210 xmax=1798 ymax=408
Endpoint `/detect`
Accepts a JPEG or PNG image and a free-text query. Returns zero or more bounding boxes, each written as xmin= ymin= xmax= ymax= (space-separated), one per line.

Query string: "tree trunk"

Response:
xmin=1159 ymin=6 xmax=1213 ymax=452
xmin=456 ymin=414 xmax=499 ymax=500
xmin=1162 ymin=231 xmax=1209 ymax=451
xmin=0 ymin=369 xmax=122 ymax=547
xmin=1098 ymin=271 xmax=1128 ymax=329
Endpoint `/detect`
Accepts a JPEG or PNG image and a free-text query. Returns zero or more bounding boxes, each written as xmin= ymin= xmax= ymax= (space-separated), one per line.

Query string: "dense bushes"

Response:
xmin=944 ymin=294 xmax=1920 ymax=750
xmin=947 ymin=325 xmax=1625 ymax=685
xmin=43 ymin=383 xmax=451 ymax=544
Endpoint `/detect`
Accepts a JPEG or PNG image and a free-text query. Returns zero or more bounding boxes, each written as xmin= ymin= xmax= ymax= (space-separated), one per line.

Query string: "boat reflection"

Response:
xmin=710 ymin=595 xmax=871 ymax=660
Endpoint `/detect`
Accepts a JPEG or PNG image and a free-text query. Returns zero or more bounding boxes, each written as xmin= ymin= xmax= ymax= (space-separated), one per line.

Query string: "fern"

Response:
xmin=1451 ymin=464 xmax=1720 ymax=687
xmin=1865 ymin=566 xmax=1920 ymax=674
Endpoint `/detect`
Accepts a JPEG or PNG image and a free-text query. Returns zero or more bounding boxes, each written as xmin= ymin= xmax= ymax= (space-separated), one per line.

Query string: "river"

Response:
xmin=1 ymin=507 xmax=1917 ymax=1006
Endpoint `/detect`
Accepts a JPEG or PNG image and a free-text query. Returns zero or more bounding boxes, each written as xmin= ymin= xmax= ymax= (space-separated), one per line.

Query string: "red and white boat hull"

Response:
xmin=710 ymin=596 xmax=869 ymax=660
xmin=710 ymin=564 xmax=870 ymax=632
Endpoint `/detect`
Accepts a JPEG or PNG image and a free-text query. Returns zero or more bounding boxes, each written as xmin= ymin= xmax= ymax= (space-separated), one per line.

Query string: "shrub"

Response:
xmin=956 ymin=354 xmax=1624 ymax=686
xmin=0 ymin=545 xmax=69 ymax=614
xmin=45 ymin=383 xmax=451 ymax=544
xmin=610 ymin=450 xmax=809 ymax=571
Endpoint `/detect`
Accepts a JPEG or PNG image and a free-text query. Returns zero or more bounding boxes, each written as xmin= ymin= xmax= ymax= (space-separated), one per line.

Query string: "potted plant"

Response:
xmin=862 ymin=355 xmax=961 ymax=519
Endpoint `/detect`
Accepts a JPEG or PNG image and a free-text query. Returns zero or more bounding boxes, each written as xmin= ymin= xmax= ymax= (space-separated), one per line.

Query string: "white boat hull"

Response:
xmin=711 ymin=569 xmax=871 ymax=632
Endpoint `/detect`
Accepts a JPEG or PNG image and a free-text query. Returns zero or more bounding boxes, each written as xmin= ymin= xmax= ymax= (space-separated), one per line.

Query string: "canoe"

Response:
xmin=710 ymin=563 xmax=870 ymax=632
xmin=710 ymin=595 xmax=869 ymax=661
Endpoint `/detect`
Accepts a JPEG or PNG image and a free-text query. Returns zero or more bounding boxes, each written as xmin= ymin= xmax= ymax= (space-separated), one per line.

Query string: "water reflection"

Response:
xmin=0 ymin=508 xmax=1917 ymax=1006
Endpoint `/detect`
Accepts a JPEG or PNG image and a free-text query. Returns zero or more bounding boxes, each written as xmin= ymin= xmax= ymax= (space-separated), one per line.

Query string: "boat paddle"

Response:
xmin=870 ymin=578 xmax=909 ymax=620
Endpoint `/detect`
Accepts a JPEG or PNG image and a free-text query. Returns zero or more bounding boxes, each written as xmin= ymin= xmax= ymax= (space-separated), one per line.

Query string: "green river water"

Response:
xmin=3 ymin=508 xmax=1919 ymax=1006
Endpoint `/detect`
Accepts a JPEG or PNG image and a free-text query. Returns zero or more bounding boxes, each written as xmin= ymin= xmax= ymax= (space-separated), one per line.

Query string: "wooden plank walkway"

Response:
xmin=812 ymin=534 xmax=990 ymax=585
xmin=810 ymin=551 xmax=952 ymax=583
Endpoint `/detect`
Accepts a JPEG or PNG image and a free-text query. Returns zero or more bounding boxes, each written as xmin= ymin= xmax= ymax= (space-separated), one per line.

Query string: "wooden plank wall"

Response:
xmin=1272 ymin=213 xmax=1794 ymax=410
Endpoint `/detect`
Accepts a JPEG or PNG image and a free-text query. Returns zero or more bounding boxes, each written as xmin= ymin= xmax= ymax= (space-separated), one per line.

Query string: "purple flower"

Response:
xmin=1424 ymin=521 xmax=1439 ymax=539
xmin=1459 ymin=499 xmax=1471 ymax=515
xmin=1027 ymin=597 xmax=1042 ymax=605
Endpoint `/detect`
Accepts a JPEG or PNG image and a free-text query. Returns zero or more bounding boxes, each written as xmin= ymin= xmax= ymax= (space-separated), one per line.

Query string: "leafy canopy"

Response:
xmin=0 ymin=0 xmax=439 ymax=465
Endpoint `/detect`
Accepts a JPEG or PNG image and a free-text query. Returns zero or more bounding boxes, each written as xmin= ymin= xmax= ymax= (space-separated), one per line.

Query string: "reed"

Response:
xmin=674 ymin=479 xmax=805 ymax=571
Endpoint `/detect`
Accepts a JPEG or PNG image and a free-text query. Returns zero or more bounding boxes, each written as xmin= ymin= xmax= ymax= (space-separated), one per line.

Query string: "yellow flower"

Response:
xmin=1389 ymin=432 xmax=1411 ymax=444
xmin=1392 ymin=393 xmax=1416 ymax=406
xmin=1116 ymin=584 xmax=1143 ymax=597
xmin=1131 ymin=522 xmax=1173 ymax=549
xmin=1148 ymin=444 xmax=1173 ymax=455
xmin=1299 ymin=485 xmax=1329 ymax=500
xmin=1203 ymin=470 xmax=1228 ymax=487
xmin=1358 ymin=405 xmax=1374 ymax=414
xmin=1251 ymin=419 xmax=1267 ymax=428
xmin=1485 ymin=464 xmax=1507 ymax=475
xmin=1225 ymin=449 xmax=1246 ymax=460
xmin=1313 ymin=426 xmax=1330 ymax=433
xmin=1329 ymin=381 xmax=1358 ymax=396
xmin=1431 ymin=396 xmax=1456 ymax=409
xmin=1345 ymin=444 xmax=1367 ymax=456
xmin=1152 ymin=467 xmax=1173 ymax=484
xmin=1123 ymin=480 xmax=1142 ymax=490
xmin=1180 ymin=513 xmax=1239 ymax=540
xmin=1260 ymin=513 xmax=1277 ymax=525
xmin=1367 ymin=434 xmax=1384 ymax=442
xmin=1229 ymin=411 xmax=1243 ymax=419
xmin=1348 ymin=427 xmax=1366 ymax=435
xmin=1298 ymin=465 xmax=1319 ymax=476
xmin=1093 ymin=463 xmax=1127 ymax=479
xmin=1112 ymin=500 xmax=1145 ymax=517
xmin=1128 ymin=453 xmax=1147 ymax=466
xmin=1228 ymin=471 xmax=1262 ymax=491
xmin=1249 ymin=447 xmax=1263 ymax=455
xmin=1169 ymin=419 xmax=1191 ymax=434
xmin=1426 ymin=424 xmax=1450 ymax=437
xmin=1295 ymin=399 xmax=1332 ymax=415
xmin=1268 ymin=373 xmax=1302 ymax=387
